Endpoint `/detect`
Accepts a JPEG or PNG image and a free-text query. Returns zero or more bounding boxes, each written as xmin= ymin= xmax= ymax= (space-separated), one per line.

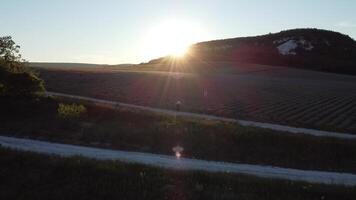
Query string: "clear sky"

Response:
xmin=1 ymin=0 xmax=356 ymax=64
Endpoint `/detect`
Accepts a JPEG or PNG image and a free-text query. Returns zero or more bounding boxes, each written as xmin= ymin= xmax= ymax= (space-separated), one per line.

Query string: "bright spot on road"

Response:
xmin=175 ymin=152 xmax=182 ymax=159
xmin=173 ymin=145 xmax=184 ymax=159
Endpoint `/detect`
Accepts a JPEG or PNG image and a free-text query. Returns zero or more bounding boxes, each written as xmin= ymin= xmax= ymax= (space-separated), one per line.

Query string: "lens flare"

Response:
xmin=173 ymin=145 xmax=184 ymax=159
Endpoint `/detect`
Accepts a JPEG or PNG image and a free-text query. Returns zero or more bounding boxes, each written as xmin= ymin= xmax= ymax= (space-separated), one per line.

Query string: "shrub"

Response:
xmin=57 ymin=103 xmax=87 ymax=120
xmin=0 ymin=69 xmax=45 ymax=97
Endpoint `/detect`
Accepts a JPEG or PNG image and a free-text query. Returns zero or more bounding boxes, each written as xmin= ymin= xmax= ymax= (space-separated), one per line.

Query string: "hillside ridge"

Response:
xmin=150 ymin=28 xmax=356 ymax=75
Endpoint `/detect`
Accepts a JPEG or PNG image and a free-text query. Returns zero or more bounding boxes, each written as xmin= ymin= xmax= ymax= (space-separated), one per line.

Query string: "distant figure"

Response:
xmin=176 ymin=101 xmax=181 ymax=111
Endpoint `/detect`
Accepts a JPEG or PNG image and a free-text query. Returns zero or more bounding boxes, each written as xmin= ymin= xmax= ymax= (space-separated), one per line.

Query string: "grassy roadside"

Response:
xmin=0 ymin=148 xmax=355 ymax=200
xmin=1 ymin=97 xmax=356 ymax=173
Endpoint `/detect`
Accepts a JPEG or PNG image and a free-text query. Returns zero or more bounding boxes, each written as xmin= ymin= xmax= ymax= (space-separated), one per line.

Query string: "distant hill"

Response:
xmin=30 ymin=62 xmax=134 ymax=69
xmin=150 ymin=29 xmax=356 ymax=75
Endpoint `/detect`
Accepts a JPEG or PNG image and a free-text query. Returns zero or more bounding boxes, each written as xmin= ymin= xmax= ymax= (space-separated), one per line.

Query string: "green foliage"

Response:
xmin=0 ymin=36 xmax=27 ymax=72
xmin=0 ymin=68 xmax=45 ymax=97
xmin=58 ymin=103 xmax=87 ymax=120
xmin=0 ymin=36 xmax=45 ymax=98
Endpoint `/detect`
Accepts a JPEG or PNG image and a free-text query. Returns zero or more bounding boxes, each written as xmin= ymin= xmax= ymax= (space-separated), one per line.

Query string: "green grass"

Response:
xmin=0 ymin=148 xmax=355 ymax=200
xmin=1 ymin=98 xmax=356 ymax=173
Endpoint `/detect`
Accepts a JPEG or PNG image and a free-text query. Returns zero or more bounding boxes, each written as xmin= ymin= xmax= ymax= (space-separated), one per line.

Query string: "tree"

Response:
xmin=0 ymin=36 xmax=45 ymax=98
xmin=0 ymin=36 xmax=24 ymax=71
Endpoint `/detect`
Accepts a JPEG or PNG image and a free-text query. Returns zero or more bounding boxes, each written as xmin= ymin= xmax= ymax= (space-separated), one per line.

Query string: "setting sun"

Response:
xmin=142 ymin=19 xmax=207 ymax=60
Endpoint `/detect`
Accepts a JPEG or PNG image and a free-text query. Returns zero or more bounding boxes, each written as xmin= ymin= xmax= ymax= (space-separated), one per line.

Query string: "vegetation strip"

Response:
xmin=47 ymin=91 xmax=356 ymax=139
xmin=1 ymin=135 xmax=356 ymax=186
xmin=2 ymin=148 xmax=355 ymax=200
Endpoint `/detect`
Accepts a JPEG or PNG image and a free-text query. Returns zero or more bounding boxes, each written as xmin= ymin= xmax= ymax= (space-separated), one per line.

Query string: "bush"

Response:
xmin=57 ymin=103 xmax=87 ymax=120
xmin=0 ymin=68 xmax=45 ymax=97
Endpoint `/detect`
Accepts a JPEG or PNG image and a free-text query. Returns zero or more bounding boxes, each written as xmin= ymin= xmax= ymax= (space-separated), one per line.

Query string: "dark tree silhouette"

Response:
xmin=0 ymin=36 xmax=45 ymax=98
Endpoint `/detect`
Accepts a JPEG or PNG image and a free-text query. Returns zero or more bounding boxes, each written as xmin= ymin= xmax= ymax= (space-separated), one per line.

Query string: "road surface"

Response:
xmin=1 ymin=135 xmax=356 ymax=186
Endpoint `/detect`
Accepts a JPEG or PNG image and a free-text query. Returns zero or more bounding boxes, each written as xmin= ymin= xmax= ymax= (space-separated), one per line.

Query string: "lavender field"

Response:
xmin=39 ymin=62 xmax=356 ymax=133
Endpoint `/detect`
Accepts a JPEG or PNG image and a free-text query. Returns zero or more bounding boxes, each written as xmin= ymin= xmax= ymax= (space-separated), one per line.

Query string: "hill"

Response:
xmin=150 ymin=29 xmax=356 ymax=75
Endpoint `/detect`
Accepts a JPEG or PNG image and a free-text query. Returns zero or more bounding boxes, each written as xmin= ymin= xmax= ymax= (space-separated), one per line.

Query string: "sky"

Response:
xmin=1 ymin=0 xmax=356 ymax=64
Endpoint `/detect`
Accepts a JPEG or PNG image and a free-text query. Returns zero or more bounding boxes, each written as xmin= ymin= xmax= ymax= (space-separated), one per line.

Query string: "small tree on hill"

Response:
xmin=0 ymin=36 xmax=45 ymax=98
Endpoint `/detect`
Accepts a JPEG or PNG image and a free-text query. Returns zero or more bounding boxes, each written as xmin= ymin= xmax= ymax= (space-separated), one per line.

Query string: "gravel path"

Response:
xmin=48 ymin=91 xmax=356 ymax=139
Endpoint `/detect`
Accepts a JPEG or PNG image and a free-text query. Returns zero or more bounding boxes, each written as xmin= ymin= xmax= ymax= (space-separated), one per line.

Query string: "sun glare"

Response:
xmin=143 ymin=19 xmax=207 ymax=60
